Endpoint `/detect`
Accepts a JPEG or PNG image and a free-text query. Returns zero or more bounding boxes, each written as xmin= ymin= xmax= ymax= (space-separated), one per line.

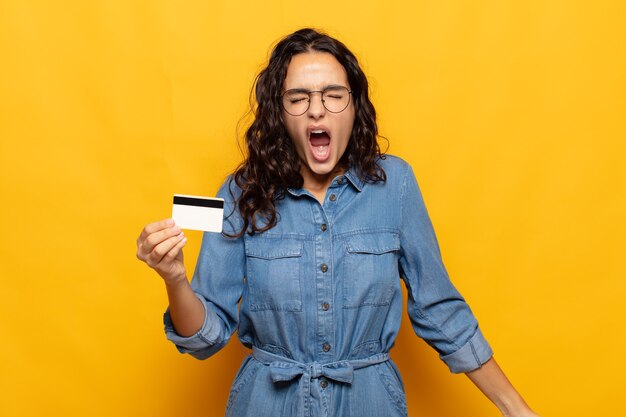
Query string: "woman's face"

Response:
xmin=282 ymin=52 xmax=355 ymax=186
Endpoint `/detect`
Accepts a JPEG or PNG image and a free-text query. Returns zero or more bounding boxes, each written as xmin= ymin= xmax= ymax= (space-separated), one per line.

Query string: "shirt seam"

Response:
xmin=469 ymin=340 xmax=480 ymax=366
xmin=400 ymin=163 xmax=462 ymax=352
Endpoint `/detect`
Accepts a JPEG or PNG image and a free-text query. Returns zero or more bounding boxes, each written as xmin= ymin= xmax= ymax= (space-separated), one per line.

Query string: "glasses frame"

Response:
xmin=280 ymin=86 xmax=353 ymax=116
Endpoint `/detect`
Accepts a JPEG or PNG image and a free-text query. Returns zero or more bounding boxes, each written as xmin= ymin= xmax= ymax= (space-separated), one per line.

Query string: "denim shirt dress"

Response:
xmin=164 ymin=155 xmax=493 ymax=417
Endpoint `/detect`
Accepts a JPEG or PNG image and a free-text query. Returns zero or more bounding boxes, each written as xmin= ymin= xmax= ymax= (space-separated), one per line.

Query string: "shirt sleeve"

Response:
xmin=163 ymin=178 xmax=245 ymax=360
xmin=398 ymin=163 xmax=493 ymax=373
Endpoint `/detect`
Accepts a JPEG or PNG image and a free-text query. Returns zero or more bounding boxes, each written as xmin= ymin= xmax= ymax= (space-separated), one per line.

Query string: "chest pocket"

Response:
xmin=245 ymin=237 xmax=303 ymax=312
xmin=343 ymin=231 xmax=401 ymax=308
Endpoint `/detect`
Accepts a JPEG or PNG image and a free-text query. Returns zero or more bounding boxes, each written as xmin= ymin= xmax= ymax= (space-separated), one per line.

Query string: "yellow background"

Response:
xmin=1 ymin=1 xmax=625 ymax=416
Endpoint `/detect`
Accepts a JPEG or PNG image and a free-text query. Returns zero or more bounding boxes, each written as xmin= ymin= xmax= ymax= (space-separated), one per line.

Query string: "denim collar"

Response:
xmin=343 ymin=168 xmax=364 ymax=191
xmin=287 ymin=166 xmax=364 ymax=197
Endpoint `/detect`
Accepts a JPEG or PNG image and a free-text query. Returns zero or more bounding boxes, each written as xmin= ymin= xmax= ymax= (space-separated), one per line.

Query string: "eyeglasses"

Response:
xmin=281 ymin=86 xmax=352 ymax=116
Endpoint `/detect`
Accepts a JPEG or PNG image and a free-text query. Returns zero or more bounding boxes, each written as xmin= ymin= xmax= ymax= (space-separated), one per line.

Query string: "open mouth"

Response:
xmin=309 ymin=128 xmax=331 ymax=161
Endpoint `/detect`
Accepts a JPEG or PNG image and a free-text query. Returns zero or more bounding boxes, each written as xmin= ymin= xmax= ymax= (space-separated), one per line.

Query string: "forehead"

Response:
xmin=283 ymin=52 xmax=349 ymax=90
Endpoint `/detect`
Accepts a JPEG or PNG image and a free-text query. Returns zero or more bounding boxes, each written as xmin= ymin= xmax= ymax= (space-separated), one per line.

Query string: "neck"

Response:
xmin=300 ymin=164 xmax=346 ymax=203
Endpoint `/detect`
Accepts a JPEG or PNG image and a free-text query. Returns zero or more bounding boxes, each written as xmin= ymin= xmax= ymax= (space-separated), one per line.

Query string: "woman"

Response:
xmin=136 ymin=28 xmax=538 ymax=417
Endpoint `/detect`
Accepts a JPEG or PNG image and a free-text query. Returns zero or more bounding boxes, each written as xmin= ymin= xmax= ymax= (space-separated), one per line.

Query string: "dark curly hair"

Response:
xmin=230 ymin=28 xmax=386 ymax=237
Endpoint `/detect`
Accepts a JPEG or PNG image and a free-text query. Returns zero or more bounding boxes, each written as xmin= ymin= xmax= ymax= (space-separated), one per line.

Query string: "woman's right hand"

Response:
xmin=136 ymin=219 xmax=188 ymax=285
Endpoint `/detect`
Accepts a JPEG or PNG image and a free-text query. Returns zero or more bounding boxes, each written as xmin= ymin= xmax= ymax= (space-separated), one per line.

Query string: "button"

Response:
xmin=321 ymin=302 xmax=330 ymax=311
xmin=337 ymin=177 xmax=344 ymax=185
xmin=321 ymin=264 xmax=328 ymax=273
xmin=322 ymin=343 xmax=331 ymax=352
xmin=329 ymin=194 xmax=337 ymax=202
xmin=320 ymin=379 xmax=329 ymax=389
xmin=320 ymin=223 xmax=327 ymax=232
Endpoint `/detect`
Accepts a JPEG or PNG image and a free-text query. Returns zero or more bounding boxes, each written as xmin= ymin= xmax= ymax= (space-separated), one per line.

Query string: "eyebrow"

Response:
xmin=284 ymin=84 xmax=348 ymax=93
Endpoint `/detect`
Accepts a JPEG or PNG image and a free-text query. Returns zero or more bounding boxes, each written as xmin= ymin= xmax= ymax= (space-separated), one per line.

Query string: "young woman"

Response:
xmin=136 ymin=28 xmax=539 ymax=417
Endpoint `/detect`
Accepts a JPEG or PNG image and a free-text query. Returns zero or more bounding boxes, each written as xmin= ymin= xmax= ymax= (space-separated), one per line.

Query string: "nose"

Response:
xmin=306 ymin=91 xmax=326 ymax=119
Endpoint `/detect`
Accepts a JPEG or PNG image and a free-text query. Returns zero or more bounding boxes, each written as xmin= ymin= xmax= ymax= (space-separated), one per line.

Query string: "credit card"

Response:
xmin=172 ymin=194 xmax=224 ymax=233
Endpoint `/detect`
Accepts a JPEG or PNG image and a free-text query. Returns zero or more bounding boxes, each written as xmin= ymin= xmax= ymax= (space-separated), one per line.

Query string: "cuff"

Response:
xmin=440 ymin=327 xmax=493 ymax=373
xmin=163 ymin=294 xmax=221 ymax=353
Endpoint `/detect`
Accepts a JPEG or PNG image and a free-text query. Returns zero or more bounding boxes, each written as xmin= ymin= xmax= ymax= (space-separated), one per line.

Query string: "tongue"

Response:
xmin=310 ymin=132 xmax=330 ymax=147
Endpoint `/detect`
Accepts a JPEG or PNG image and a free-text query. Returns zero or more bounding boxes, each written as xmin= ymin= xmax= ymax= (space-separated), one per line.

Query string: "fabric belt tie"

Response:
xmin=251 ymin=346 xmax=390 ymax=417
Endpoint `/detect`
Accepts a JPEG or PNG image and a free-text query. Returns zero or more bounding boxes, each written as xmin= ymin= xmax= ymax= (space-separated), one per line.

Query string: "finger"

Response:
xmin=138 ymin=225 xmax=181 ymax=262
xmin=161 ymin=234 xmax=188 ymax=264
xmin=153 ymin=237 xmax=188 ymax=281
xmin=146 ymin=232 xmax=186 ymax=267
xmin=138 ymin=218 xmax=176 ymax=242
xmin=141 ymin=225 xmax=182 ymax=256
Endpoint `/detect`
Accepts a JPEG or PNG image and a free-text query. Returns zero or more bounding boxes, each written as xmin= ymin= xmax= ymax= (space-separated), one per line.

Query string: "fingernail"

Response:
xmin=166 ymin=218 xmax=174 ymax=226
xmin=172 ymin=226 xmax=181 ymax=234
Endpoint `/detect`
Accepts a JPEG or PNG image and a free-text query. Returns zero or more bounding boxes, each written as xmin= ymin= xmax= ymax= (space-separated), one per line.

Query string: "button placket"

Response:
xmin=312 ymin=202 xmax=334 ymax=362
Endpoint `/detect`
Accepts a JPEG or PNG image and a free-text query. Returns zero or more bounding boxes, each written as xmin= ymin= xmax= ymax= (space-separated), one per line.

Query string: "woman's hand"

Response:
xmin=136 ymin=219 xmax=188 ymax=284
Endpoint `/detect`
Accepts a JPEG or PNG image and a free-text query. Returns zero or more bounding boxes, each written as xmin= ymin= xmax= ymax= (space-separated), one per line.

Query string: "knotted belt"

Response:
xmin=252 ymin=346 xmax=390 ymax=417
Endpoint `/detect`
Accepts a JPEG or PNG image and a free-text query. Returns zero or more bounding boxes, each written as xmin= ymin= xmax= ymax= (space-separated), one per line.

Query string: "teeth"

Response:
xmin=311 ymin=129 xmax=325 ymax=134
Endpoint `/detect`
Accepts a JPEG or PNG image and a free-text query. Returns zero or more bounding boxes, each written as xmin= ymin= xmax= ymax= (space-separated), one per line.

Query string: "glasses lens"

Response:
xmin=282 ymin=90 xmax=310 ymax=116
xmin=322 ymin=86 xmax=350 ymax=113
xmin=282 ymin=87 xmax=351 ymax=115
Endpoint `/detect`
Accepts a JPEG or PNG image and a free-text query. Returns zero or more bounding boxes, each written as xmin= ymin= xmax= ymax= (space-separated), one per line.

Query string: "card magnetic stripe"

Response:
xmin=173 ymin=196 xmax=224 ymax=209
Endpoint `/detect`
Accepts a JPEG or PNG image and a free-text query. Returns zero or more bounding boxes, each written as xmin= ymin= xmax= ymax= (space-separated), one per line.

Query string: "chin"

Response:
xmin=307 ymin=159 xmax=338 ymax=176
